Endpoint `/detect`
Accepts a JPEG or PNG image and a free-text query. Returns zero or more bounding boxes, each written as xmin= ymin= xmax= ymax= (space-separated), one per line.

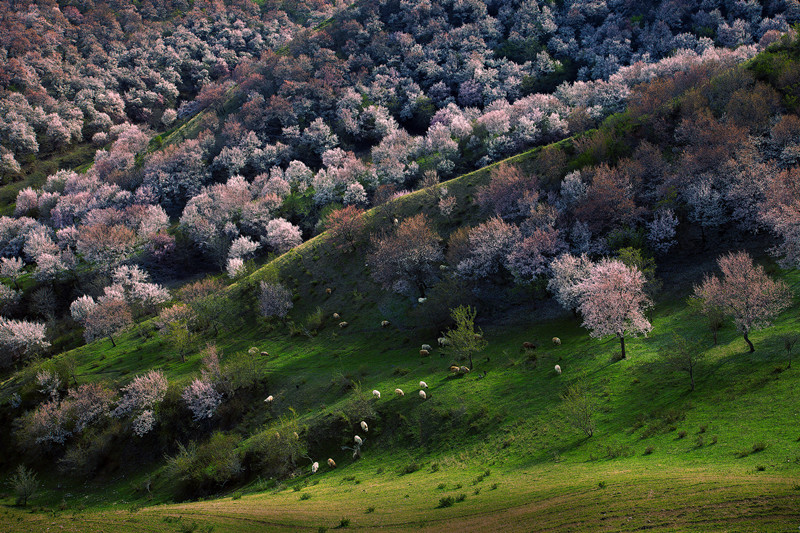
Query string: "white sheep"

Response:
xmin=395 ymin=388 xmax=405 ymax=397
xmin=312 ymin=462 xmax=319 ymax=473
xmin=459 ymin=366 xmax=470 ymax=374
xmin=339 ymin=321 xmax=348 ymax=328
xmin=419 ymin=381 xmax=428 ymax=389
xmin=372 ymin=390 xmax=381 ymax=399
xmin=552 ymin=337 xmax=561 ymax=346
xmin=554 ymin=364 xmax=562 ymax=375
xmin=264 ymin=395 xmax=274 ymax=403
xmin=360 ymin=420 xmax=368 ymax=432
xmin=438 ymin=337 xmax=451 ymax=347
xmin=419 ymin=390 xmax=427 ymax=400
xmin=419 ymin=349 xmax=430 ymax=357
xmin=418 ymin=297 xmax=427 ymax=303
xmin=354 ymin=435 xmax=363 ymax=445
xmin=332 ymin=312 xmax=340 ymax=319
xmin=381 ymin=320 xmax=390 ymax=327
xmin=421 ymin=344 xmax=432 ymax=351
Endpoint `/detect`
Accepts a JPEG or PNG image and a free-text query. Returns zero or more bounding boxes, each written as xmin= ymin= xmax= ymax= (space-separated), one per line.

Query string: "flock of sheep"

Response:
xmin=263 ymin=319 xmax=564 ymax=475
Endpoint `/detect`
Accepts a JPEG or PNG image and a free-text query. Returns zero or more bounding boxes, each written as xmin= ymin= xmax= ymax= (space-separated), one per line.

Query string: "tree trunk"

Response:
xmin=743 ymin=332 xmax=755 ymax=353
xmin=712 ymin=328 xmax=717 ymax=345
xmin=108 ymin=334 xmax=116 ymax=348
xmin=619 ymin=335 xmax=626 ymax=359
xmin=468 ymin=352 xmax=473 ymax=370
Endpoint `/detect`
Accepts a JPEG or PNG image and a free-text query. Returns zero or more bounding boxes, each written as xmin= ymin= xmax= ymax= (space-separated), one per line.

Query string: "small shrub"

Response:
xmin=490 ymin=483 xmax=498 ymax=490
xmin=437 ymin=483 xmax=446 ymax=490
xmin=455 ymin=483 xmax=462 ymax=489
xmin=401 ymin=462 xmax=420 ymax=475
xmin=7 ymin=465 xmax=38 ymax=506
xmin=711 ymin=435 xmax=718 ymax=445
xmin=643 ymin=446 xmax=654 ymax=455
xmin=232 ymin=492 xmax=242 ymax=500
xmin=393 ymin=367 xmax=411 ymax=376
xmin=678 ymin=430 xmax=687 ymax=439
xmin=375 ymin=467 xmax=384 ymax=474
xmin=365 ymin=506 xmax=374 ymax=514
xmin=699 ymin=425 xmax=707 ymax=434
xmin=429 ymin=463 xmax=439 ymax=473
xmin=437 ymin=496 xmax=454 ymax=508
xmin=473 ymin=487 xmax=482 ymax=495
xmin=300 ymin=493 xmax=311 ymax=500
xmin=694 ymin=436 xmax=704 ymax=448
xmin=336 ymin=517 xmax=350 ymax=528
xmin=318 ymin=527 xmax=328 ymax=533
xmin=455 ymin=493 xmax=466 ymax=502
xmin=293 ymin=485 xmax=302 ymax=492
xmin=756 ymin=465 xmax=766 ymax=472
xmin=752 ymin=442 xmax=767 ymax=453
xmin=598 ymin=481 xmax=606 ymax=489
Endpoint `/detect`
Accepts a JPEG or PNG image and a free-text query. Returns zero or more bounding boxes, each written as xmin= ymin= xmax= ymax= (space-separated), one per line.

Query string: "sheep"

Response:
xmin=421 ymin=344 xmax=432 ymax=351
xmin=418 ymin=297 xmax=427 ymax=303
xmin=354 ymin=435 xmax=363 ymax=445
xmin=459 ymin=366 xmax=470 ymax=374
xmin=419 ymin=349 xmax=430 ymax=357
xmin=360 ymin=421 xmax=368 ymax=432
xmin=552 ymin=337 xmax=561 ymax=346
xmin=372 ymin=390 xmax=381 ymax=399
xmin=522 ymin=342 xmax=536 ymax=350
xmin=339 ymin=321 xmax=348 ymax=328
xmin=264 ymin=395 xmax=274 ymax=403
xmin=395 ymin=388 xmax=405 ymax=397
xmin=328 ymin=458 xmax=336 ymax=468
xmin=419 ymin=381 xmax=428 ymax=389
xmin=449 ymin=365 xmax=460 ymax=373
xmin=325 ymin=288 xmax=332 ymax=295
xmin=293 ymin=431 xmax=299 ymax=439
xmin=312 ymin=461 xmax=319 ymax=473
xmin=554 ymin=364 xmax=562 ymax=375
xmin=419 ymin=390 xmax=427 ymax=400
xmin=438 ymin=337 xmax=451 ymax=347
xmin=381 ymin=320 xmax=390 ymax=327
xmin=332 ymin=312 xmax=340 ymax=319
xmin=260 ymin=351 xmax=270 ymax=357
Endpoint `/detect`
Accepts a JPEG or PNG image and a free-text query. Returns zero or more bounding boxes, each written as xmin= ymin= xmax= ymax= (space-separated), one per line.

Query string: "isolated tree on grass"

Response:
xmin=562 ymin=381 xmax=595 ymax=437
xmin=258 ymin=281 xmax=293 ymax=320
xmin=693 ymin=252 xmax=792 ymax=352
xmin=325 ymin=205 xmax=366 ymax=253
xmin=442 ymin=305 xmax=487 ymax=370
xmin=367 ymin=213 xmax=443 ymax=297
xmin=7 ymin=465 xmax=38 ymax=506
xmin=659 ymin=333 xmax=705 ymax=391
xmin=83 ymin=299 xmax=133 ymax=347
xmin=577 ymin=259 xmax=652 ymax=359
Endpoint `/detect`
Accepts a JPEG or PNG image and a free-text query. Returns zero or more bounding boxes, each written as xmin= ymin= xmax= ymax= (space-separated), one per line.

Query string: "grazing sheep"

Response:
xmin=449 ymin=365 xmax=460 ymax=372
xmin=419 ymin=390 xmax=427 ymax=400
xmin=554 ymin=364 xmax=562 ymax=375
xmin=522 ymin=342 xmax=536 ymax=350
xmin=260 ymin=351 xmax=270 ymax=357
xmin=293 ymin=432 xmax=299 ymax=439
xmin=459 ymin=366 xmax=470 ymax=374
xmin=395 ymin=388 xmax=405 ymax=397
xmin=339 ymin=321 xmax=348 ymax=328
xmin=419 ymin=381 xmax=428 ymax=389
xmin=393 ymin=218 xmax=399 ymax=225
xmin=332 ymin=312 xmax=340 ymax=319
xmin=372 ymin=390 xmax=381 ymax=399
xmin=312 ymin=461 xmax=319 ymax=473
xmin=419 ymin=349 xmax=430 ymax=357
xmin=438 ymin=337 xmax=451 ymax=347
xmin=552 ymin=337 xmax=561 ymax=346
xmin=264 ymin=395 xmax=274 ymax=403
xmin=381 ymin=320 xmax=390 ymax=327
xmin=418 ymin=297 xmax=427 ymax=303
xmin=421 ymin=344 xmax=432 ymax=351
xmin=326 ymin=288 xmax=332 ymax=295
xmin=328 ymin=458 xmax=336 ymax=468
xmin=361 ymin=421 xmax=368 ymax=432
xmin=354 ymin=435 xmax=363 ymax=445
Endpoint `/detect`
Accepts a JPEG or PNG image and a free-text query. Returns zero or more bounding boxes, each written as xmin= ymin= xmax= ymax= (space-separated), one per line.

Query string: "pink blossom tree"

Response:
xmin=577 ymin=259 xmax=652 ymax=359
xmin=258 ymin=281 xmax=293 ymax=320
xmin=83 ymin=299 xmax=133 ymax=347
xmin=182 ymin=378 xmax=222 ymax=421
xmin=112 ymin=370 xmax=168 ymax=437
xmin=0 ymin=317 xmax=50 ymax=367
xmin=506 ymin=226 xmax=567 ymax=284
xmin=548 ymin=253 xmax=595 ymax=315
xmin=693 ymin=252 xmax=793 ymax=352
